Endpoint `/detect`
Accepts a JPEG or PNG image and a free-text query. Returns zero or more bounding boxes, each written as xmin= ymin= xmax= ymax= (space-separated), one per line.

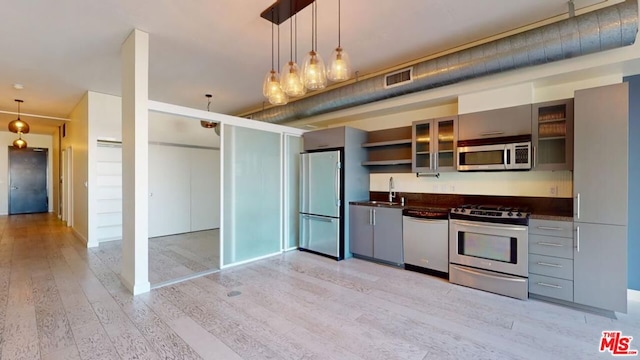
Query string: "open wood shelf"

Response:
xmin=362 ymin=159 xmax=412 ymax=166
xmin=362 ymin=139 xmax=411 ymax=148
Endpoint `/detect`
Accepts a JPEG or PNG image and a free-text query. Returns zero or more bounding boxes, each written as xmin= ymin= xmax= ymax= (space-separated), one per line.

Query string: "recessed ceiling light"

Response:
xmin=13 ymin=84 xmax=24 ymax=90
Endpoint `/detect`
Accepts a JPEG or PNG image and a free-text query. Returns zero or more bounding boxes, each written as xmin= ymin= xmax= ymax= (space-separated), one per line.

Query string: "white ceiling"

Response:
xmin=0 ymin=0 xmax=610 ymax=133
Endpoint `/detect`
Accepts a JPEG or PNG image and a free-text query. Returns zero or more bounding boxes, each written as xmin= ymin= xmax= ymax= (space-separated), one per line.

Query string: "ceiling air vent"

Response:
xmin=384 ymin=67 xmax=413 ymax=89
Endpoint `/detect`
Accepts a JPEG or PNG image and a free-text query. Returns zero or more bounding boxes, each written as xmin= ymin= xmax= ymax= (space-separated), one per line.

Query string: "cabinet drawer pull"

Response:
xmin=536 ymin=242 xmax=563 ymax=247
xmin=536 ymin=226 xmax=564 ymax=231
xmin=537 ymin=282 xmax=562 ymax=289
xmin=536 ymin=262 xmax=562 ymax=268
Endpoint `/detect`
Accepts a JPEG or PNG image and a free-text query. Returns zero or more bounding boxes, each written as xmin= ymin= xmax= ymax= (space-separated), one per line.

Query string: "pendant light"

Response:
xmin=200 ymin=94 xmax=217 ymax=128
xmin=302 ymin=1 xmax=327 ymax=90
xmin=8 ymin=99 xmax=30 ymax=134
xmin=327 ymin=0 xmax=352 ymax=82
xmin=263 ymin=9 xmax=288 ymax=105
xmin=269 ymin=21 xmax=288 ymax=105
xmin=12 ymin=133 xmax=27 ymax=149
xmin=280 ymin=13 xmax=306 ymax=97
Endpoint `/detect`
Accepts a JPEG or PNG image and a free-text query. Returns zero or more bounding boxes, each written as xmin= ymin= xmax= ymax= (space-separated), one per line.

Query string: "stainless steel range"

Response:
xmin=449 ymin=205 xmax=530 ymax=300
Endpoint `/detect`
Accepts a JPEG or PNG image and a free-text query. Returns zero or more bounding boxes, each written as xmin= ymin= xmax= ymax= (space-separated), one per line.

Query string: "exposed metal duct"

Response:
xmin=247 ymin=0 xmax=638 ymax=123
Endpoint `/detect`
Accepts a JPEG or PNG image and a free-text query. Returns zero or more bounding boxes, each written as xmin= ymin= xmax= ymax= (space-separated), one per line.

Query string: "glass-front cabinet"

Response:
xmin=532 ymin=99 xmax=574 ymax=171
xmin=412 ymin=116 xmax=457 ymax=173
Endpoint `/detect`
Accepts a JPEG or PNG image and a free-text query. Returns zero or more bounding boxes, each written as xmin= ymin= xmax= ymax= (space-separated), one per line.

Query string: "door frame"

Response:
xmin=61 ymin=146 xmax=73 ymax=227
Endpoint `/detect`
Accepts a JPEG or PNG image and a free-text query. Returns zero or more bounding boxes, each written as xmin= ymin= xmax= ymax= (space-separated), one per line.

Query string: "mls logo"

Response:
xmin=599 ymin=331 xmax=638 ymax=356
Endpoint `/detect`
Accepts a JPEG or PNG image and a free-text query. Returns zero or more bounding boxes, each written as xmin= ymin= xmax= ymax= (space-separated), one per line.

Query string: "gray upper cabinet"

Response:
xmin=303 ymin=127 xmax=346 ymax=151
xmin=573 ymin=223 xmax=627 ymax=313
xmin=458 ymin=104 xmax=532 ymax=141
xmin=574 ymin=83 xmax=628 ymax=226
xmin=532 ymin=99 xmax=574 ymax=171
xmin=412 ymin=116 xmax=457 ymax=173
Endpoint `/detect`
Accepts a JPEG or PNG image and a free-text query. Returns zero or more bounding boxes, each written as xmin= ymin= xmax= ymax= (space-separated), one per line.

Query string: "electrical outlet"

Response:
xmin=450 ymin=185 xmax=456 ymax=192
xmin=549 ymin=186 xmax=557 ymax=196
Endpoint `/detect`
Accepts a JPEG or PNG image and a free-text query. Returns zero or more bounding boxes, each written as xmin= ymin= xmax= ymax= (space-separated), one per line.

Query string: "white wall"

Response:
xmin=0 ymin=131 xmax=54 ymax=215
xmin=63 ymin=93 xmax=89 ymax=243
xmin=79 ymin=93 xmax=222 ymax=244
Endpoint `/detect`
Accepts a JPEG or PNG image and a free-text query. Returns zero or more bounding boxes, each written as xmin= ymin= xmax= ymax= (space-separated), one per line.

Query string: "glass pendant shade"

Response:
xmin=268 ymin=85 xmax=289 ymax=105
xmin=8 ymin=118 xmax=30 ymax=134
xmin=263 ymin=70 xmax=282 ymax=98
xmin=327 ymin=47 xmax=352 ymax=82
xmin=13 ymin=136 xmax=27 ymax=149
xmin=281 ymin=61 xmax=306 ymax=97
xmin=302 ymin=50 xmax=327 ymax=90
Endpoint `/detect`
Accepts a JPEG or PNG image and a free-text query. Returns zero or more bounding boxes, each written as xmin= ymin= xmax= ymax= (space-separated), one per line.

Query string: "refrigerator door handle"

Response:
xmin=335 ymin=161 xmax=341 ymax=207
xmin=300 ymin=153 xmax=308 ymax=213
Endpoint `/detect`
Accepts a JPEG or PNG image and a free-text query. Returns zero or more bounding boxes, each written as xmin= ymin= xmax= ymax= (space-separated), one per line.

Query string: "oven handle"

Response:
xmin=451 ymin=265 xmax=527 ymax=283
xmin=403 ymin=217 xmax=446 ymax=224
xmin=451 ymin=220 xmax=527 ymax=232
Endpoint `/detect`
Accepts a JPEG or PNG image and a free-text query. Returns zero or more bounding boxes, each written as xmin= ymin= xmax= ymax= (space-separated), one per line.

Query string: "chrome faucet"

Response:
xmin=388 ymin=177 xmax=396 ymax=202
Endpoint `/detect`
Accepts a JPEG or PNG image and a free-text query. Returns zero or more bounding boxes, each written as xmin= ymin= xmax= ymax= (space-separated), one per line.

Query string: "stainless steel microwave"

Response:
xmin=457 ymin=140 xmax=532 ymax=171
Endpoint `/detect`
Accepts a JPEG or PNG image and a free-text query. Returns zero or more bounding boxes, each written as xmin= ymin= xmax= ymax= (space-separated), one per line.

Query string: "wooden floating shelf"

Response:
xmin=538 ymin=118 xmax=567 ymax=123
xmin=362 ymin=159 xmax=412 ymax=166
xmin=361 ymin=139 xmax=412 ymax=148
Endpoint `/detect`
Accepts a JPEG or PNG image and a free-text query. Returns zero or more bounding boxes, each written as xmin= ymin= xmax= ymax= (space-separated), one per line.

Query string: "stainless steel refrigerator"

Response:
xmin=299 ymin=127 xmax=369 ymax=260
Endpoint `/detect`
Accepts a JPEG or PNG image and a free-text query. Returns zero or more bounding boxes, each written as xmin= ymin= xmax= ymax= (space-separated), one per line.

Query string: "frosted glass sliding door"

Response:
xmin=284 ymin=134 xmax=302 ymax=249
xmin=223 ymin=125 xmax=282 ymax=266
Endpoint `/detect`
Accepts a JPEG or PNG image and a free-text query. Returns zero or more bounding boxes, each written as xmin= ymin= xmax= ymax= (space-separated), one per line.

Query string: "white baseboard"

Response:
xmin=71 ymin=228 xmax=97 ymax=248
xmin=629 ymin=289 xmax=640 ymax=302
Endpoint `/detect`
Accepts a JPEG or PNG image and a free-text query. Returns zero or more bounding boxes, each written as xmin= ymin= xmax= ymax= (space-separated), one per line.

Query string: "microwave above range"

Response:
xmin=457 ymin=136 xmax=532 ymax=171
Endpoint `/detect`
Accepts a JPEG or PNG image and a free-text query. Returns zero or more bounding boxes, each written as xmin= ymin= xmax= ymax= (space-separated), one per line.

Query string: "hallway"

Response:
xmin=1 ymin=214 xmax=639 ymax=359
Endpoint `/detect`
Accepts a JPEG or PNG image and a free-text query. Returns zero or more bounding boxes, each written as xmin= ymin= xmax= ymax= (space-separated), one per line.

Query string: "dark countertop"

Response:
xmin=352 ymin=195 xmax=574 ymax=221
xmin=530 ymin=214 xmax=574 ymax=222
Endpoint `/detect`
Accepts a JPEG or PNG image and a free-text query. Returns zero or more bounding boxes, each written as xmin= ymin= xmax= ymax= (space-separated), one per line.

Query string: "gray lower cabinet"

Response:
xmin=528 ymin=219 xmax=574 ymax=302
xmin=349 ymin=205 xmax=374 ymax=257
xmin=349 ymin=204 xmax=403 ymax=265
xmin=573 ymin=223 xmax=627 ymax=313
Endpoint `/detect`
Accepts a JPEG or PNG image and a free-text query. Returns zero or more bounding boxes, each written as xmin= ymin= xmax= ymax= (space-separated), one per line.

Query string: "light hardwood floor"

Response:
xmin=0 ymin=213 xmax=638 ymax=359
xmin=95 ymin=230 xmax=220 ymax=285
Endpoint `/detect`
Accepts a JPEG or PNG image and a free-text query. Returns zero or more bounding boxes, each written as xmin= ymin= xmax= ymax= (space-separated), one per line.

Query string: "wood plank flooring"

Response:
xmin=0 ymin=213 xmax=638 ymax=359
xmin=95 ymin=229 xmax=220 ymax=285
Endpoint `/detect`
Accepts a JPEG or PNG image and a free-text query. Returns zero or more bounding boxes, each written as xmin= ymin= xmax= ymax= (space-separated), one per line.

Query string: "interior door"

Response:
xmin=9 ymin=147 xmax=49 ymax=214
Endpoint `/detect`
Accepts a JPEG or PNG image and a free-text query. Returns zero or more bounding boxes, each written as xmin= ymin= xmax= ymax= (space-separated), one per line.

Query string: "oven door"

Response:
xmin=449 ymin=219 xmax=528 ymax=277
xmin=457 ymin=144 xmax=507 ymax=171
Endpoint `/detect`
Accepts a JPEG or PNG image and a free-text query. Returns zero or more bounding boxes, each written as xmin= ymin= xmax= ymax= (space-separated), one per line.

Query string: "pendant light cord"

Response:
xmin=295 ymin=14 xmax=298 ymax=62
xmin=271 ymin=9 xmax=275 ymax=71
xmin=277 ymin=22 xmax=281 ymax=71
xmin=314 ymin=1 xmax=318 ymax=52
xmin=338 ymin=0 xmax=341 ymax=47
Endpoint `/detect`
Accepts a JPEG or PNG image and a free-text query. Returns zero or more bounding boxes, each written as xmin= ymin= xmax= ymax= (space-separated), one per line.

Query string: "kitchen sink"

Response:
xmin=365 ymin=201 xmax=402 ymax=207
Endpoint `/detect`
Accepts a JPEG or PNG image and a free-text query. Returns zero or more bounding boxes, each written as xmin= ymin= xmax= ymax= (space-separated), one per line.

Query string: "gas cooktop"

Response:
xmin=451 ymin=204 xmax=530 ymax=223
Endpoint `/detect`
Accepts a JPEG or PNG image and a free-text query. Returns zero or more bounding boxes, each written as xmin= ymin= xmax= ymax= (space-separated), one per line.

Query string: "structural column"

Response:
xmin=120 ymin=29 xmax=150 ymax=295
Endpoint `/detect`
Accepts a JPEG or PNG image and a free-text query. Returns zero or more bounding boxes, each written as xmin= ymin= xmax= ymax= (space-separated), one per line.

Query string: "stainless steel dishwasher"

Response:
xmin=402 ymin=208 xmax=449 ymax=277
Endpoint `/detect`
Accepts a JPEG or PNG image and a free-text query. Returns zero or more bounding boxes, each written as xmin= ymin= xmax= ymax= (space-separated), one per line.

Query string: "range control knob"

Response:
xmin=454 ymin=208 xmax=459 ymax=213
xmin=507 ymin=212 xmax=513 ymax=217
xmin=460 ymin=208 xmax=466 ymax=213
xmin=517 ymin=212 xmax=522 ymax=217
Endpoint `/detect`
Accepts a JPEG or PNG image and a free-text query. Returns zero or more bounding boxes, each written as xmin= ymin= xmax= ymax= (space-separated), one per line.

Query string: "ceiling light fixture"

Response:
xmin=281 ymin=12 xmax=306 ymax=97
xmin=263 ymin=9 xmax=288 ymax=105
xmin=327 ymin=0 xmax=351 ymax=82
xmin=301 ymin=1 xmax=327 ymax=90
xmin=8 ymin=99 xmax=30 ymax=134
xmin=13 ymin=133 xmax=27 ymax=149
xmin=200 ymin=94 xmax=217 ymax=129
